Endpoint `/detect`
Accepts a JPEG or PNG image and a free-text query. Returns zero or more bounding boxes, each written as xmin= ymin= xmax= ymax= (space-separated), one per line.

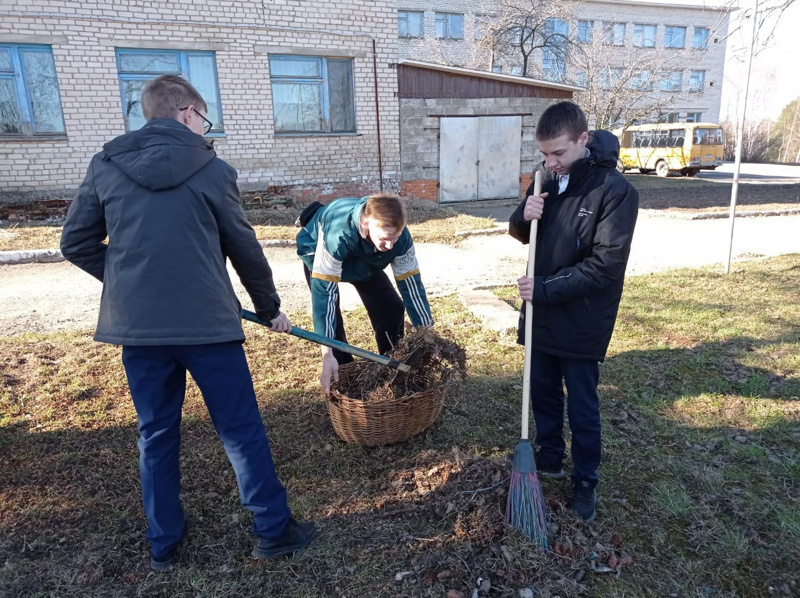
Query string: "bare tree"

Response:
xmin=570 ymin=23 xmax=727 ymax=130
xmin=721 ymin=118 xmax=771 ymax=161
xmin=571 ymin=33 xmax=699 ymax=129
xmin=474 ymin=0 xmax=575 ymax=78
xmin=723 ymin=0 xmax=797 ymax=61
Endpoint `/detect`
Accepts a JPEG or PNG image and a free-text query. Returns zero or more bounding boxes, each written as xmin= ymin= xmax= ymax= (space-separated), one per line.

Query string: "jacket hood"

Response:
xmin=586 ymin=130 xmax=620 ymax=168
xmin=102 ymin=118 xmax=216 ymax=191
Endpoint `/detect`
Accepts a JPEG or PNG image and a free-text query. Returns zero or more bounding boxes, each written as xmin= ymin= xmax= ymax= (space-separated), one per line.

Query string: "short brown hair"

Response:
xmin=362 ymin=193 xmax=407 ymax=229
xmin=141 ymin=75 xmax=207 ymax=122
xmin=536 ymin=101 xmax=588 ymax=142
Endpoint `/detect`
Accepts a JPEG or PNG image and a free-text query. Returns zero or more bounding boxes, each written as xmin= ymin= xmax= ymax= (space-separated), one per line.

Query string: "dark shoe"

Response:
xmin=535 ymin=453 xmax=566 ymax=480
xmin=505 ymin=450 xmax=566 ymax=479
xmin=150 ymin=519 xmax=189 ymax=571
xmin=252 ymin=518 xmax=318 ymax=559
xmin=570 ymin=481 xmax=597 ymax=522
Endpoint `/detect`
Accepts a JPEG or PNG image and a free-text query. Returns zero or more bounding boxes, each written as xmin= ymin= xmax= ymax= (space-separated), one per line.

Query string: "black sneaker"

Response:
xmin=570 ymin=481 xmax=597 ymax=522
xmin=252 ymin=518 xmax=318 ymax=559
xmin=150 ymin=519 xmax=189 ymax=571
xmin=535 ymin=454 xmax=566 ymax=480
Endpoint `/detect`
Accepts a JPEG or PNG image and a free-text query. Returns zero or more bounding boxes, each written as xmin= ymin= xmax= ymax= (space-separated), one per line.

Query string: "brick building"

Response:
xmin=0 ymin=0 xmax=401 ymax=204
xmin=397 ymin=0 xmax=730 ymax=124
xmin=0 ymin=0 xmax=727 ymax=205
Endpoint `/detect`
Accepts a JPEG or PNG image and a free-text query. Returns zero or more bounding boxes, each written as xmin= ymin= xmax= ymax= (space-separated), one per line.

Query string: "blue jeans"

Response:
xmin=530 ymin=350 xmax=601 ymax=486
xmin=122 ymin=341 xmax=290 ymax=558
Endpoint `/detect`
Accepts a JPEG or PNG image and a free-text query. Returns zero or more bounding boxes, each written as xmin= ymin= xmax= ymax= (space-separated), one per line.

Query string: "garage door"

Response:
xmin=439 ymin=116 xmax=522 ymax=203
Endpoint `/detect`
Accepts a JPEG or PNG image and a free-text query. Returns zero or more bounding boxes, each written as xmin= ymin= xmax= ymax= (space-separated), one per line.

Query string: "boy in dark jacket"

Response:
xmin=61 ymin=75 xmax=316 ymax=569
xmin=509 ymin=101 xmax=638 ymax=521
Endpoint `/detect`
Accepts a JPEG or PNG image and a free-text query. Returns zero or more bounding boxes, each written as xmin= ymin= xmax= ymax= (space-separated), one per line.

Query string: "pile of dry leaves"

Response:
xmin=371 ymin=449 xmax=635 ymax=596
xmin=333 ymin=328 xmax=467 ymax=401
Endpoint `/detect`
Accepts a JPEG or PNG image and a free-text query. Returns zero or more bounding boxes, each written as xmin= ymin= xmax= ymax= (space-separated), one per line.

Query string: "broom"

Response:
xmin=506 ymin=170 xmax=548 ymax=550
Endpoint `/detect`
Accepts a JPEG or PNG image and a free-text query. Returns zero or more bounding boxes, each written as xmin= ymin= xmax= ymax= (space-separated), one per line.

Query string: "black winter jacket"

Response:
xmin=61 ymin=118 xmax=281 ymax=346
xmin=509 ymin=130 xmax=639 ymax=361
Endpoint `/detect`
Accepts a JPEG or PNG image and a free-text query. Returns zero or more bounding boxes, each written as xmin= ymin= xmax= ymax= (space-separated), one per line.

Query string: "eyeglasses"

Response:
xmin=178 ymin=106 xmax=213 ymax=134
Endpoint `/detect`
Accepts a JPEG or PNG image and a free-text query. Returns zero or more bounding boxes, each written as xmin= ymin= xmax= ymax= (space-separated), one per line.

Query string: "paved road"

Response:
xmin=1 ymin=212 xmax=799 ymax=337
xmin=697 ymin=162 xmax=800 ymax=185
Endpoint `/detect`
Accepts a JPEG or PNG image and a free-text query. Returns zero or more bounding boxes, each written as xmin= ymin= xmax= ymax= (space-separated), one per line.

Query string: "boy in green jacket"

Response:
xmin=296 ymin=193 xmax=434 ymax=395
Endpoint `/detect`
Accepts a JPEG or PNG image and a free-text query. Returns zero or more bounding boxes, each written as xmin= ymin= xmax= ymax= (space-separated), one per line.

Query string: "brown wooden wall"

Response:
xmin=397 ymin=65 xmax=574 ymax=100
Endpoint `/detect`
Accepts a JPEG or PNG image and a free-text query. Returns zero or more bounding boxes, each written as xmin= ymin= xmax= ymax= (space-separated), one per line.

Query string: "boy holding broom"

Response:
xmin=509 ymin=101 xmax=638 ymax=521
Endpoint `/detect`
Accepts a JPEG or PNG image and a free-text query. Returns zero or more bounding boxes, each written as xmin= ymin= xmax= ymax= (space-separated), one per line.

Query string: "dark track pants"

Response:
xmin=122 ymin=341 xmax=290 ymax=559
xmin=530 ymin=349 xmax=601 ymax=486
xmin=303 ymin=265 xmax=405 ymax=364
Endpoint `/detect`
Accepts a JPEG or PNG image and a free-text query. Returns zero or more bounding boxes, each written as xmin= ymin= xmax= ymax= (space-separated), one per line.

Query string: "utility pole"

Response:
xmin=725 ymin=0 xmax=759 ymax=274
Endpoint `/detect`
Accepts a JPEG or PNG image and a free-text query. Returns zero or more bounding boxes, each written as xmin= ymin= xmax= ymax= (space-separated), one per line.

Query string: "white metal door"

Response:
xmin=477 ymin=116 xmax=522 ymax=200
xmin=439 ymin=116 xmax=521 ymax=203
xmin=439 ymin=118 xmax=479 ymax=203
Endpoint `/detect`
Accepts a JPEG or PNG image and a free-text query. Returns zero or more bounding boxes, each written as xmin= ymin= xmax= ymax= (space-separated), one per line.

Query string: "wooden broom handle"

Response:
xmin=521 ymin=171 xmax=542 ymax=440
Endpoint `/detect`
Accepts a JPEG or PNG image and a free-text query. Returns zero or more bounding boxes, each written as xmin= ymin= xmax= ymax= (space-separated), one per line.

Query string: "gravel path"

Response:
xmin=1 ymin=212 xmax=799 ymax=337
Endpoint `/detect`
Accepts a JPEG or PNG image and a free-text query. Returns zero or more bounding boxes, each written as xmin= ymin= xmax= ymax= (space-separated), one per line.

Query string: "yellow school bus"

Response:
xmin=613 ymin=123 xmax=724 ymax=177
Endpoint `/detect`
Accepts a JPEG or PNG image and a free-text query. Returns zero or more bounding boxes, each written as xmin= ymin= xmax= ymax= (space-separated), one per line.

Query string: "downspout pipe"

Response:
xmin=372 ymin=39 xmax=384 ymax=191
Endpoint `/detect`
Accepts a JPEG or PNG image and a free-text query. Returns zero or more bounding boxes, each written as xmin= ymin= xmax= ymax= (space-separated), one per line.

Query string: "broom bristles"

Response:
xmin=506 ymin=470 xmax=549 ymax=550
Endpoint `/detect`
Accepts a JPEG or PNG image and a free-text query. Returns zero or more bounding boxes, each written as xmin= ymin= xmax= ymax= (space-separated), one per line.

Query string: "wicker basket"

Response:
xmin=328 ymin=362 xmax=446 ymax=447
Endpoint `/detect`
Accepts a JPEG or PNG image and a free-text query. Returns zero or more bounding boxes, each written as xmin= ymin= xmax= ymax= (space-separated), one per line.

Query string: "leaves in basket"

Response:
xmin=332 ymin=328 xmax=466 ymax=401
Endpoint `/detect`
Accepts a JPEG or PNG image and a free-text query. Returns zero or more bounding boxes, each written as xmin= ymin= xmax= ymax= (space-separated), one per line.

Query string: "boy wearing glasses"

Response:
xmin=61 ymin=75 xmax=316 ymax=570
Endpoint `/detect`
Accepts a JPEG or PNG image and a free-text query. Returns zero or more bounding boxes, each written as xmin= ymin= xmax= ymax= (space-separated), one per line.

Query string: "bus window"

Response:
xmin=694 ymin=128 xmax=723 ymax=145
xmin=669 ymin=129 xmax=686 ymax=147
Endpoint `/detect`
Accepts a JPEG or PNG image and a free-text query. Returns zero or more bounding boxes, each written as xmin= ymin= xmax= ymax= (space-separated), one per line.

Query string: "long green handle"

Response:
xmin=241 ymin=309 xmax=410 ymax=372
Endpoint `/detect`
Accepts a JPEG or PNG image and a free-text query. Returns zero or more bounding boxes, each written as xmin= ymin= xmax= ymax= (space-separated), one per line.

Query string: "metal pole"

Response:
xmin=725 ymin=0 xmax=758 ymax=274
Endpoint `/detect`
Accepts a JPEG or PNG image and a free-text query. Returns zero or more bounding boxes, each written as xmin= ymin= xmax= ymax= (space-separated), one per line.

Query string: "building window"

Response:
xmin=435 ymin=13 xmax=464 ymax=39
xmin=602 ymin=22 xmax=626 ymax=46
xmin=633 ymin=24 xmax=657 ymax=48
xmin=685 ymin=112 xmax=702 ymax=122
xmin=658 ymin=112 xmax=681 ymax=123
xmin=578 ymin=20 xmax=593 ymax=44
xmin=600 ymin=68 xmax=624 ymax=90
xmin=398 ymin=11 xmax=424 ymax=38
xmin=268 ymin=55 xmax=355 ymax=134
xmin=492 ymin=64 xmax=503 ymax=73
xmin=660 ymin=71 xmax=682 ymax=92
xmin=688 ymin=69 xmax=706 ymax=92
xmin=542 ymin=48 xmax=567 ymax=82
xmin=546 ymin=18 xmax=570 ymax=42
xmin=115 ymin=49 xmax=223 ymax=133
xmin=631 ymin=70 xmax=654 ymax=91
xmin=0 ymin=44 xmax=65 ymax=136
xmin=693 ymin=27 xmax=710 ymax=50
xmin=664 ymin=26 xmax=687 ymax=48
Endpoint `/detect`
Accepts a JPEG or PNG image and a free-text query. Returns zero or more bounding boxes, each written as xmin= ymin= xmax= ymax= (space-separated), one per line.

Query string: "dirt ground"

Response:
xmin=2 ymin=212 xmax=800 ymax=337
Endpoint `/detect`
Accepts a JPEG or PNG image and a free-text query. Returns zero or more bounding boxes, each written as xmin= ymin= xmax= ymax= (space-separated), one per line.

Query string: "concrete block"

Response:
xmin=460 ymin=289 xmax=519 ymax=332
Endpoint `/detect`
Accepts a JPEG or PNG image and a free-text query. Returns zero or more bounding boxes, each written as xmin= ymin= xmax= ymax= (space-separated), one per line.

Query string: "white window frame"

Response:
xmin=435 ymin=13 xmax=464 ymax=40
xmin=664 ymin=25 xmax=687 ymax=49
xmin=398 ymin=11 xmax=424 ymax=39
xmin=633 ymin=24 xmax=657 ymax=48
xmin=693 ymin=27 xmax=710 ymax=50
xmin=688 ymin=69 xmax=706 ymax=92
xmin=660 ymin=70 xmax=682 ymax=92
xmin=603 ymin=22 xmax=626 ymax=46
xmin=577 ymin=20 xmax=593 ymax=44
